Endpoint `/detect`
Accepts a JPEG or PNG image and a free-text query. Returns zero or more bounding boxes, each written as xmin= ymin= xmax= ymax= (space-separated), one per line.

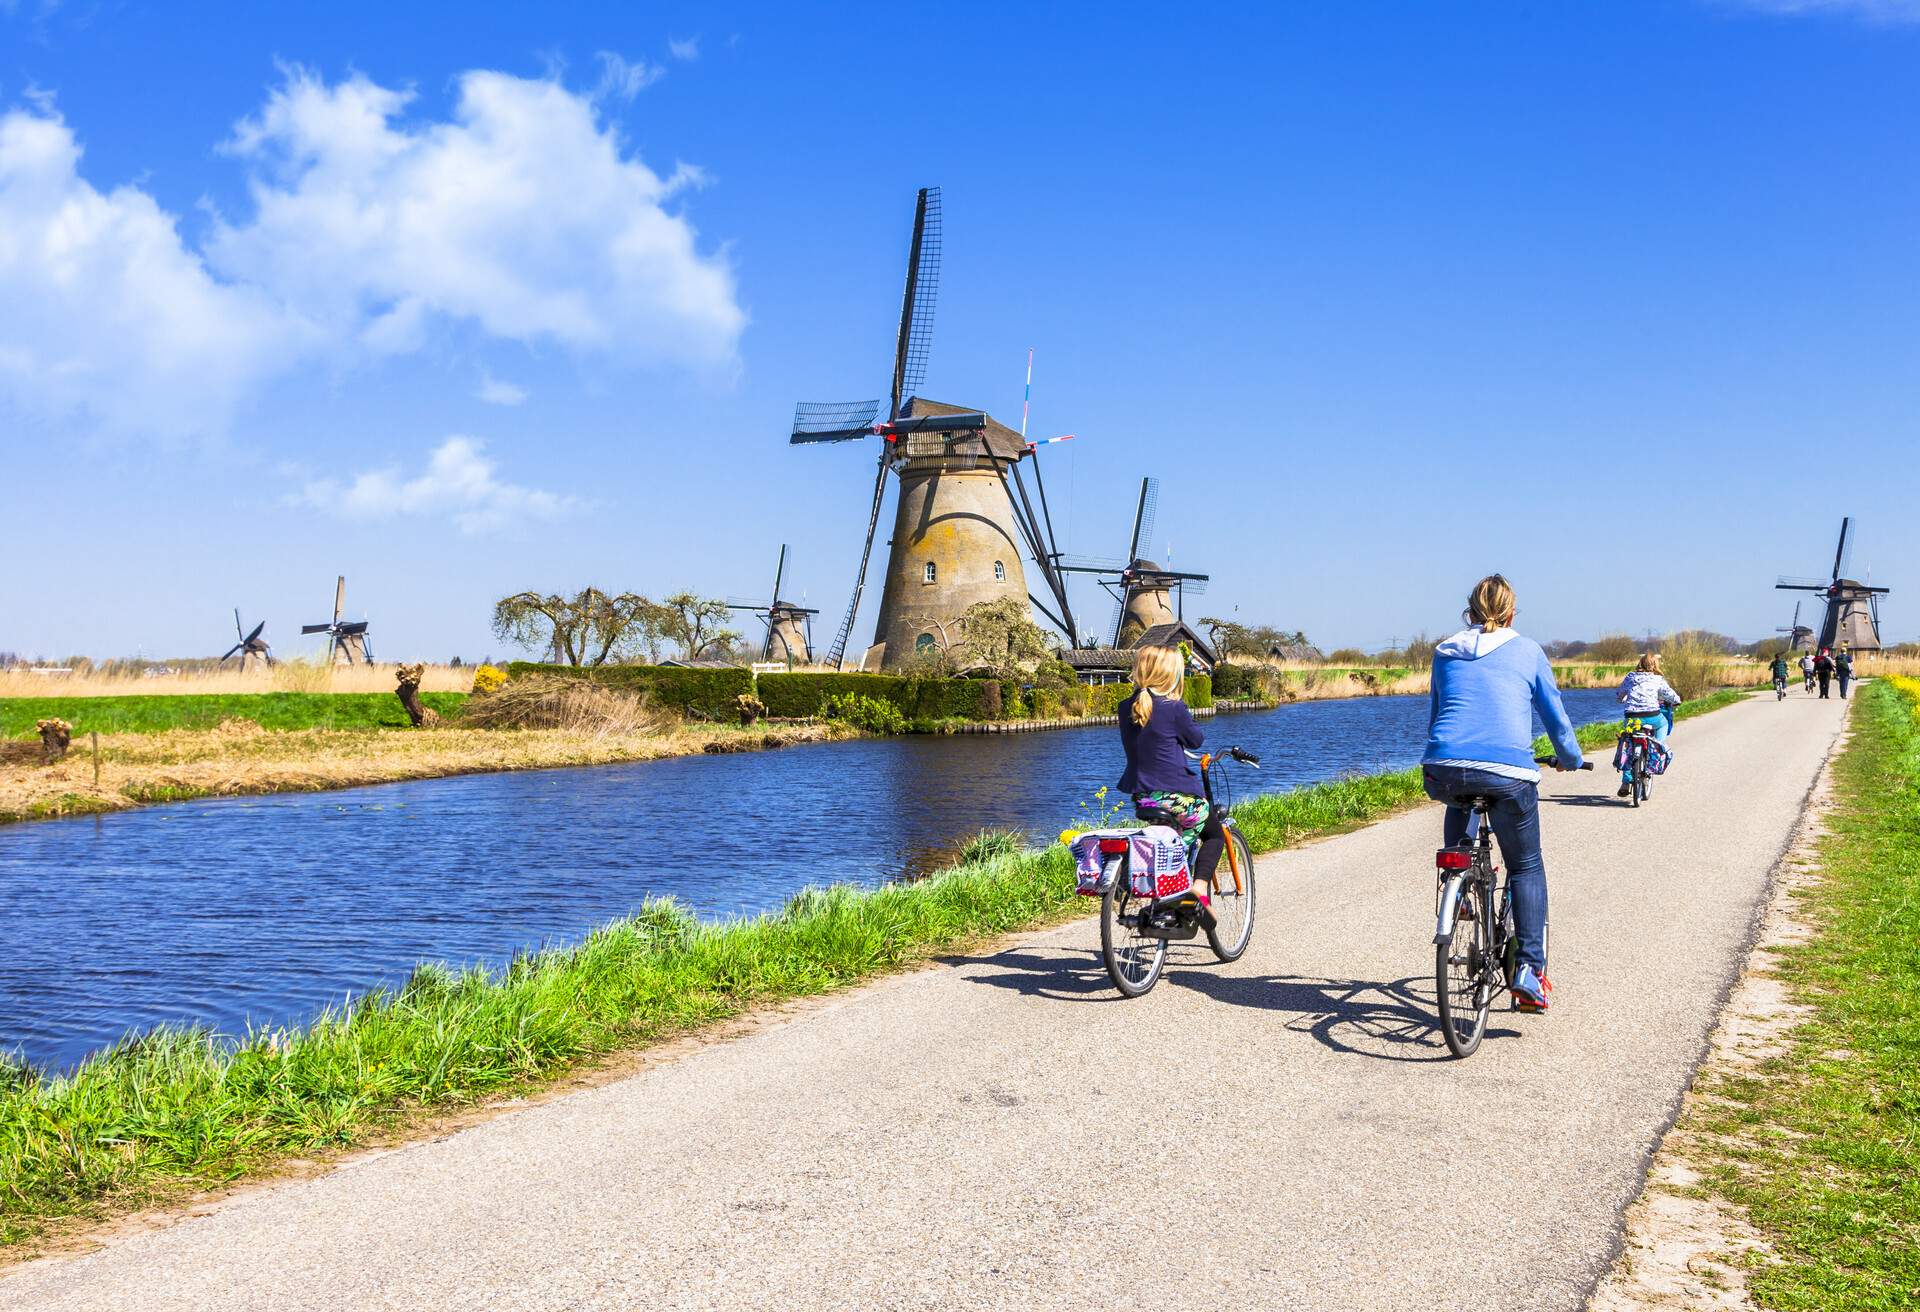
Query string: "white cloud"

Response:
xmin=211 ymin=67 xmax=743 ymax=365
xmin=296 ymin=436 xmax=578 ymax=534
xmin=0 ymin=67 xmax=743 ymax=442
xmin=0 ymin=105 xmax=312 ymax=440
xmin=475 ymin=372 xmax=528 ymax=406
xmin=1717 ymin=0 xmax=1920 ymax=19
xmin=668 ymin=36 xmax=700 ymax=62
xmin=592 ymin=51 xmax=665 ymax=101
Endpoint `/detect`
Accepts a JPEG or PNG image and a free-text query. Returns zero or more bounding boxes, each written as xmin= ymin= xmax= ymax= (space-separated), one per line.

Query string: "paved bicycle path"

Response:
xmin=1 ymin=690 xmax=1846 ymax=1311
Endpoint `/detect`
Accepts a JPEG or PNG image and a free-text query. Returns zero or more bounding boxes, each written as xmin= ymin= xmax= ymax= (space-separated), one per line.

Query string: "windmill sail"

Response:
xmin=890 ymin=187 xmax=941 ymax=422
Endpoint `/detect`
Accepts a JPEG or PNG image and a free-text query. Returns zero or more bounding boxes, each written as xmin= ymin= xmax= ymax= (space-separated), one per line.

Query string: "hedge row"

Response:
xmin=757 ymin=672 xmax=1006 ymax=721
xmin=503 ymin=662 xmax=752 ymax=719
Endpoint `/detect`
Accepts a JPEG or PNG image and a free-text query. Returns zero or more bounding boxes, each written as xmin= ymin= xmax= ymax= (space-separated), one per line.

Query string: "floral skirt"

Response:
xmin=1132 ymin=790 xmax=1210 ymax=848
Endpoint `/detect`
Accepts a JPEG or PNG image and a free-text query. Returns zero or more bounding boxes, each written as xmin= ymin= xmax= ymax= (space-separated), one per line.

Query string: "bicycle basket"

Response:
xmin=1210 ymin=755 xmax=1236 ymax=815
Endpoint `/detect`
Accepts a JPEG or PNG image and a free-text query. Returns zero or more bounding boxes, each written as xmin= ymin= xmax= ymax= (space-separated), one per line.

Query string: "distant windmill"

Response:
xmin=1776 ymin=517 xmax=1892 ymax=653
xmin=1053 ymin=476 xmax=1210 ymax=647
xmin=728 ymin=545 xmax=819 ymax=665
xmin=301 ymin=575 xmax=373 ymax=665
xmin=220 ymin=609 xmax=274 ymax=671
xmin=1775 ymin=601 xmax=1813 ymax=652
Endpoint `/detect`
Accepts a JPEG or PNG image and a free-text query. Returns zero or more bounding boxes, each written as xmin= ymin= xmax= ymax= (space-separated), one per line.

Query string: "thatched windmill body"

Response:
xmin=790 ymin=187 xmax=1081 ymax=668
xmin=1776 ymin=517 xmax=1891 ymax=653
xmin=221 ymin=609 xmax=274 ymax=672
xmin=1055 ymin=477 xmax=1210 ymax=648
xmin=302 ymin=575 xmax=373 ymax=665
xmin=729 ymin=545 xmax=819 ymax=665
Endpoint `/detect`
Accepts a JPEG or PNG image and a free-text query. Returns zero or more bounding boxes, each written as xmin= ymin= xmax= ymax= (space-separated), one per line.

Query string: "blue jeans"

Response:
xmin=1422 ymin=765 xmax=1548 ymax=973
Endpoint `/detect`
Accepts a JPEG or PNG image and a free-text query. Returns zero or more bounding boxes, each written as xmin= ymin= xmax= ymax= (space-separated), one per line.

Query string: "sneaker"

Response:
xmin=1511 ymin=963 xmax=1551 ymax=1013
xmin=1617 ymin=782 xmax=1631 ymax=798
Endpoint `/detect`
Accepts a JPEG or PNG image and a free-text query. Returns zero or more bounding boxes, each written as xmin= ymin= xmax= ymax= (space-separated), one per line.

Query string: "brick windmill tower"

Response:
xmin=790 ymin=188 xmax=1081 ymax=668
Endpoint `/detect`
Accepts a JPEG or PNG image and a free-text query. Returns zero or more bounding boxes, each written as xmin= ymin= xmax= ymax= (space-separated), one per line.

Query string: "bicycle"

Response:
xmin=1433 ymin=756 xmax=1593 ymax=1058
xmin=1098 ymin=746 xmax=1260 ymax=998
xmin=1616 ymin=717 xmax=1662 ymax=807
xmin=1774 ymin=675 xmax=1788 ymax=702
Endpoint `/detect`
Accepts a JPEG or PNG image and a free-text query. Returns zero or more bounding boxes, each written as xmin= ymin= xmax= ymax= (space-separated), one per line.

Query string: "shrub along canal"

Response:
xmin=1 ymin=688 xmax=1630 ymax=1073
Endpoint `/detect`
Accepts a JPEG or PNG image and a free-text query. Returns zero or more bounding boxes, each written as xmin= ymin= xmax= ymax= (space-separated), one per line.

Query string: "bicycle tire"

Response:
xmin=1206 ymin=826 xmax=1256 ymax=962
xmin=1636 ymin=753 xmax=1650 ymax=804
xmin=1101 ymin=878 xmax=1167 ymax=997
xmin=1436 ymin=875 xmax=1493 ymax=1058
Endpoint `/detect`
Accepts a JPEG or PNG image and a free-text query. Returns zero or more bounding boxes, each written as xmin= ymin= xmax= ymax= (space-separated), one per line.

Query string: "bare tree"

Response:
xmin=491 ymin=588 xmax=665 ymax=666
xmin=658 ymin=592 xmax=740 ymax=660
xmin=955 ymin=598 xmax=1053 ymax=678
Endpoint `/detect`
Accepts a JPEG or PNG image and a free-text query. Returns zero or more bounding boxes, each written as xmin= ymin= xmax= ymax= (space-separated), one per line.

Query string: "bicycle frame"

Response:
xmin=1433 ymin=806 xmax=1502 ymax=949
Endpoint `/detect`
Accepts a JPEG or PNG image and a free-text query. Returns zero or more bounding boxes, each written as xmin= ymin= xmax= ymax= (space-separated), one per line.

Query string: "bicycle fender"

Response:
xmin=1434 ymin=874 xmax=1467 ymax=946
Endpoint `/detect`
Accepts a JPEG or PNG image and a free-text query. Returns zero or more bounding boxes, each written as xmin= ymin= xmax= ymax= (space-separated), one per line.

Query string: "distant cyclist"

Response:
xmin=1835 ymin=646 xmax=1854 ymax=699
xmin=1616 ymin=654 xmax=1681 ymax=797
xmin=1421 ymin=574 xmax=1583 ymax=1014
xmin=1117 ymin=645 xmax=1224 ymax=900
xmin=1770 ymin=650 xmax=1790 ymax=699
xmin=1800 ymin=650 xmax=1816 ymax=694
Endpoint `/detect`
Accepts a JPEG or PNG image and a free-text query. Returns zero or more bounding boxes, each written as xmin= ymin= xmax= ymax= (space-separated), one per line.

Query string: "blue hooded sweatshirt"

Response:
xmin=1424 ymin=627 xmax=1583 ymax=781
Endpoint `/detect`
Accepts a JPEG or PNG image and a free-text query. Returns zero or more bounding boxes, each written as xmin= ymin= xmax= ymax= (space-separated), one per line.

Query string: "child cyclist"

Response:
xmin=1116 ymin=645 xmax=1223 ymax=901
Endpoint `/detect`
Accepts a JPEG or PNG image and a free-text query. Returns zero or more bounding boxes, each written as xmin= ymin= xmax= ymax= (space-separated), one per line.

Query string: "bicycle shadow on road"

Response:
xmin=1541 ymin=795 xmax=1630 ymax=808
xmin=940 ymin=947 xmax=1131 ymax=1002
xmin=1168 ymin=971 xmax=1519 ymax=1062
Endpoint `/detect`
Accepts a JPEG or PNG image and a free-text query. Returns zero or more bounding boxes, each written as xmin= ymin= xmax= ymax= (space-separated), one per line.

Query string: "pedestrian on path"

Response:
xmin=1421 ymin=574 xmax=1584 ymax=1014
xmin=1836 ymin=647 xmax=1853 ymax=699
xmin=1815 ymin=648 xmax=1834 ymax=699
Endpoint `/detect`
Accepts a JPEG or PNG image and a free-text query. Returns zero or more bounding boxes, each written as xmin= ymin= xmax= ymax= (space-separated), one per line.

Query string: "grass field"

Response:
xmin=1 ymin=692 xmax=469 ymax=739
xmin=0 ymin=687 xmax=1754 ymax=1251
xmin=0 ymin=664 xmax=474 ymax=699
xmin=1684 ymin=677 xmax=1920 ymax=1309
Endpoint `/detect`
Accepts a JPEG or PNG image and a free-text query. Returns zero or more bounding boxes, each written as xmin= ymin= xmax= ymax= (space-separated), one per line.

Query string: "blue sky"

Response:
xmin=2 ymin=0 xmax=1916 ymax=662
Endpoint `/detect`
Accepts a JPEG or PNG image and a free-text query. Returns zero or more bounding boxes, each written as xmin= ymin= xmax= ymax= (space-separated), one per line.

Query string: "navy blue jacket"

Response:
xmin=1116 ymin=692 xmax=1204 ymax=795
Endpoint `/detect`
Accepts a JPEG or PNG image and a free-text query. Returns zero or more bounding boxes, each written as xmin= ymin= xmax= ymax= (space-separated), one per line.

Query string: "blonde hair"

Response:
xmin=1130 ymin=645 xmax=1184 ymax=726
xmin=1637 ymin=652 xmax=1661 ymax=674
xmin=1465 ymin=575 xmax=1516 ymax=632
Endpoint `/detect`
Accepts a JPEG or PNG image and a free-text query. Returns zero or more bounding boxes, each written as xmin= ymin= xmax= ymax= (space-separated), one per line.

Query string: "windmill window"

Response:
xmin=924 ymin=562 xmax=937 ymax=584
xmin=993 ymin=560 xmax=1005 ymax=581
xmin=916 ymin=633 xmax=937 ymax=654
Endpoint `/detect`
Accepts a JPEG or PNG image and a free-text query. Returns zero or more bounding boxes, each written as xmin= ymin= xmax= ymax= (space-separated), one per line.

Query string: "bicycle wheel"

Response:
xmin=1205 ymin=826 xmax=1256 ymax=962
xmin=1435 ymin=876 xmax=1493 ymax=1058
xmin=1101 ymin=879 xmax=1167 ymax=997
xmin=1636 ymin=751 xmax=1650 ymax=805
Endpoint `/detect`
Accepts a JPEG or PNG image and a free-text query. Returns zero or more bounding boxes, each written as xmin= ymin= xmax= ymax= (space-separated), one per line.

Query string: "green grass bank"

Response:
xmin=1686 ymin=678 xmax=1920 ymax=1309
xmin=0 ymin=690 xmax=1750 ymax=1250
xmin=1 ymin=692 xmax=469 ymax=739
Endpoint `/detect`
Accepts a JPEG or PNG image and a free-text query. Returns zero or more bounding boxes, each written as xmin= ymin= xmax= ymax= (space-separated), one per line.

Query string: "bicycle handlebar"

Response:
xmin=1185 ymin=747 xmax=1263 ymax=768
xmin=1535 ymin=757 xmax=1595 ymax=770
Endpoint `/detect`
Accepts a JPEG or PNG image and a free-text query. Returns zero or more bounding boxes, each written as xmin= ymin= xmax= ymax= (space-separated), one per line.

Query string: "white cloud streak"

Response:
xmin=296 ymin=436 xmax=578 ymax=534
xmin=0 ymin=67 xmax=743 ymax=442
xmin=668 ymin=36 xmax=700 ymax=62
xmin=592 ymin=51 xmax=665 ymax=101
xmin=475 ymin=372 xmax=528 ymax=406
xmin=1715 ymin=0 xmax=1920 ymax=20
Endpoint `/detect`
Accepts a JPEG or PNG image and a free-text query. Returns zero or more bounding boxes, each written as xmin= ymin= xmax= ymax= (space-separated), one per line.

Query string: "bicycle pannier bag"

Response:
xmin=1128 ymin=825 xmax=1191 ymax=900
xmin=1071 ymin=830 xmax=1133 ymax=897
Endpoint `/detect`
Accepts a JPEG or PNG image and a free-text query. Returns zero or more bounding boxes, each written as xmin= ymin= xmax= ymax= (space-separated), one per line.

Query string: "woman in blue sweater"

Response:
xmin=1117 ymin=645 xmax=1222 ymax=900
xmin=1423 ymin=575 xmax=1585 ymax=1013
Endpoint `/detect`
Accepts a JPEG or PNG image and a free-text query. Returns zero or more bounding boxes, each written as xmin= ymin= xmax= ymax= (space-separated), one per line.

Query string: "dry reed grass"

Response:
xmin=0 ymin=662 xmax=474 ymax=699
xmin=459 ymin=675 xmax=673 ymax=739
xmin=0 ymin=719 xmax=832 ymax=824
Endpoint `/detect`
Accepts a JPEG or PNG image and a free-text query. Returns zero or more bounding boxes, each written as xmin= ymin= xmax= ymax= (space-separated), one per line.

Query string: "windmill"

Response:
xmin=301 ymin=575 xmax=373 ymax=665
xmin=728 ymin=544 xmax=819 ymax=665
xmin=1776 ymin=517 xmax=1891 ymax=654
xmin=220 ymin=609 xmax=274 ymax=671
xmin=1775 ymin=601 xmax=1813 ymax=652
xmin=789 ymin=187 xmax=1081 ymax=668
xmin=1054 ymin=476 xmax=1210 ymax=647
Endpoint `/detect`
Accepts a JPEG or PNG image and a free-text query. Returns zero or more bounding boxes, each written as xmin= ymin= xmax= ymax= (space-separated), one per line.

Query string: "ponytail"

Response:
xmin=1133 ymin=686 xmax=1154 ymax=727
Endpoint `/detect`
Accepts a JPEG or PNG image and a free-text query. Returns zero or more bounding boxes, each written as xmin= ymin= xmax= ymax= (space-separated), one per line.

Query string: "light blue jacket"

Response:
xmin=1423 ymin=628 xmax=1584 ymax=775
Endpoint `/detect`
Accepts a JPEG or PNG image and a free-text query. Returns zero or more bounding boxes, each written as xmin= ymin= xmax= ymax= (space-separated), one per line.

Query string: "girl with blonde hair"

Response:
xmin=1615 ymin=651 xmax=1681 ymax=795
xmin=1116 ymin=645 xmax=1223 ymax=898
xmin=1422 ymin=574 xmax=1584 ymax=1013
